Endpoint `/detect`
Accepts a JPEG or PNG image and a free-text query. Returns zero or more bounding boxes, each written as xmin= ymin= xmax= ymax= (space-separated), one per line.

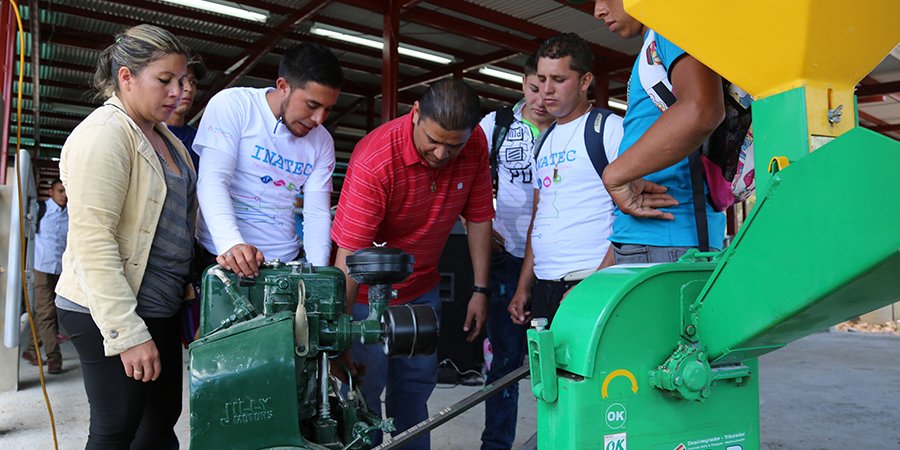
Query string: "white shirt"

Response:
xmin=34 ymin=198 xmax=68 ymax=274
xmin=194 ymin=87 xmax=335 ymax=265
xmin=478 ymin=101 xmax=539 ymax=259
xmin=530 ymin=110 xmax=623 ymax=280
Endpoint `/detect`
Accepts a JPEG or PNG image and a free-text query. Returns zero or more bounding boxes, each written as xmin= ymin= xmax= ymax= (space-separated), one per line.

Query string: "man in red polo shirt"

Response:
xmin=332 ymin=78 xmax=492 ymax=449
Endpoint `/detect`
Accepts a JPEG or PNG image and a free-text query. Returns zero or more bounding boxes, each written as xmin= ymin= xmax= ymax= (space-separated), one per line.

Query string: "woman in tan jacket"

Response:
xmin=55 ymin=24 xmax=196 ymax=449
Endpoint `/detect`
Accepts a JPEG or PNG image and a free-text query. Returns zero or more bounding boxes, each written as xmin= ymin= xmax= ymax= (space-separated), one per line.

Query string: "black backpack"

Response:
xmin=490 ymin=106 xmax=516 ymax=191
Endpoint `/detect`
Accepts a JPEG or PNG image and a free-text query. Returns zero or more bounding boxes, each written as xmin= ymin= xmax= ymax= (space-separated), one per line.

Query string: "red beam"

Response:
xmin=858 ymin=110 xmax=890 ymax=126
xmin=871 ymin=123 xmax=900 ymax=133
xmin=857 ymin=80 xmax=900 ymax=97
xmin=400 ymin=0 xmax=426 ymax=14
xmin=1 ymin=1 xmax=15 ymax=184
xmin=382 ymin=0 xmax=400 ymax=122
xmin=429 ymin=0 xmax=629 ymax=61
xmin=857 ymin=95 xmax=888 ymax=104
xmin=552 ymin=0 xmax=594 ymax=15
xmin=593 ymin=60 xmax=609 ymax=107
xmin=403 ymin=8 xmax=538 ymax=54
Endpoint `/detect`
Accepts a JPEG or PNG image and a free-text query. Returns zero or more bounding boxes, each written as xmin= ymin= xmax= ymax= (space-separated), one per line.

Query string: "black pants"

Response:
xmin=58 ymin=309 xmax=182 ymax=450
xmin=530 ymin=279 xmax=582 ymax=326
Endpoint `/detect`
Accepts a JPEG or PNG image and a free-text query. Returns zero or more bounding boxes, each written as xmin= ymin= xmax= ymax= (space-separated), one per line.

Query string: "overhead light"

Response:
xmin=160 ymin=0 xmax=269 ymax=23
xmin=398 ymin=47 xmax=453 ymax=65
xmin=310 ymin=24 xmax=453 ymax=65
xmin=608 ymin=99 xmax=627 ymax=111
xmin=478 ymin=66 xmax=522 ymax=84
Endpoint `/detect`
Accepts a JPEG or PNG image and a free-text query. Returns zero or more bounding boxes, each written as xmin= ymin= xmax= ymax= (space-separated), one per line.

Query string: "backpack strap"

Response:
xmin=532 ymin=121 xmax=556 ymax=161
xmin=584 ymin=108 xmax=615 ymax=178
xmin=532 ymin=108 xmax=614 ymax=179
xmin=688 ymin=151 xmax=710 ymax=252
xmin=490 ymin=106 xmax=515 ymax=185
xmin=638 ymin=30 xmax=677 ymax=111
xmin=35 ymin=200 xmax=46 ymax=235
xmin=640 ymin=30 xmax=710 ymax=250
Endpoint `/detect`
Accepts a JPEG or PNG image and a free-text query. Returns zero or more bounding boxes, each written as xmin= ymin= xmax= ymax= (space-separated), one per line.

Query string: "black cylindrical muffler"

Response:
xmin=381 ymin=304 xmax=439 ymax=357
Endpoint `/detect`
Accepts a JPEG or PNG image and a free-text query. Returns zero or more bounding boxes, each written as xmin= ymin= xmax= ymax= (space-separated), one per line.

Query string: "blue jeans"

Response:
xmin=352 ymin=286 xmax=440 ymax=450
xmin=481 ymin=250 xmax=526 ymax=450
xmin=611 ymin=243 xmax=719 ymax=264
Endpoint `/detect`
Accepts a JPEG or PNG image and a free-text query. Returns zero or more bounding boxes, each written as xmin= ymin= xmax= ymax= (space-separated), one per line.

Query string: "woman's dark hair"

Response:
xmin=93 ymin=24 xmax=190 ymax=99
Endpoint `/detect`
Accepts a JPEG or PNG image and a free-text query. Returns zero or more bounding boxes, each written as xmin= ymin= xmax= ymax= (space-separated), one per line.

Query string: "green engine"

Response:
xmin=189 ymin=247 xmax=438 ymax=449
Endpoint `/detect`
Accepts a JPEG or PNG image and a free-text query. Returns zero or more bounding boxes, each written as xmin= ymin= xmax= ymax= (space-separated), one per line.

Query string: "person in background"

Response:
xmin=164 ymin=58 xmax=207 ymax=168
xmin=165 ymin=57 xmax=206 ymax=345
xmin=55 ymin=24 xmax=196 ymax=448
xmin=476 ymin=52 xmax=553 ymax=450
xmin=22 ymin=178 xmax=68 ymax=374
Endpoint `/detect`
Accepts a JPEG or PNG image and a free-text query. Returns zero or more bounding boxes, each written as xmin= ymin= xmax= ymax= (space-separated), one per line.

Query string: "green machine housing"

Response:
xmin=526 ymin=1 xmax=900 ymax=448
xmin=189 ymin=248 xmax=438 ymax=449
xmin=527 ymin=126 xmax=900 ymax=449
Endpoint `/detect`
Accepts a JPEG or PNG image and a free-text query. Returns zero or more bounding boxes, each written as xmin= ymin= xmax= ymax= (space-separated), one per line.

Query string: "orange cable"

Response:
xmin=8 ymin=0 xmax=59 ymax=448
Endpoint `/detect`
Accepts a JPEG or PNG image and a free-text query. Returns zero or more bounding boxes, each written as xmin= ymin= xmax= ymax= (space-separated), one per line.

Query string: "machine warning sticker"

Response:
xmin=671 ymin=432 xmax=746 ymax=449
xmin=604 ymin=432 xmax=627 ymax=450
xmin=605 ymin=402 xmax=627 ymax=429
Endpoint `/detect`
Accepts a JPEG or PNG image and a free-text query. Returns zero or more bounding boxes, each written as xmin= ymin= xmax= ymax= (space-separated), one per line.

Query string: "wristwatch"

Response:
xmin=472 ymin=285 xmax=491 ymax=297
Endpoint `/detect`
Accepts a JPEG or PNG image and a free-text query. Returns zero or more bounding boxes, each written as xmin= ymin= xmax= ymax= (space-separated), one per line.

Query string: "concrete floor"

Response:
xmin=1 ymin=331 xmax=899 ymax=449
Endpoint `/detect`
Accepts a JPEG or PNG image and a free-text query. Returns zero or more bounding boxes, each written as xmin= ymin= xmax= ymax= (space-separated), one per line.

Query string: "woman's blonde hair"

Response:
xmin=93 ymin=24 xmax=191 ymax=99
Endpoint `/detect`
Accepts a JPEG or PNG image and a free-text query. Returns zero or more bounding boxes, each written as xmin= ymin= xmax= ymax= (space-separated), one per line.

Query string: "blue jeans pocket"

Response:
xmin=490 ymin=249 xmax=509 ymax=268
xmin=612 ymin=243 xmax=650 ymax=264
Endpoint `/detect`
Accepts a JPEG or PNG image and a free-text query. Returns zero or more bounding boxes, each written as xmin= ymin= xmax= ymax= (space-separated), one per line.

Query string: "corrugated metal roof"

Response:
xmin=5 ymin=0 xmax=897 ymax=181
xmin=474 ymin=0 xmax=559 ymax=20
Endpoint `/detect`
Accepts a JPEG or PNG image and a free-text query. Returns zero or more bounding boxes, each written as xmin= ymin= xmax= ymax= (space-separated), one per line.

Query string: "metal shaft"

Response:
xmin=372 ymin=365 xmax=530 ymax=449
xmin=319 ymin=352 xmax=331 ymax=419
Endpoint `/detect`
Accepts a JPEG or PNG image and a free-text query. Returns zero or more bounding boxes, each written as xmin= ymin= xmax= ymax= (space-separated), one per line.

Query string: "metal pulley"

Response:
xmin=381 ymin=304 xmax=439 ymax=357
